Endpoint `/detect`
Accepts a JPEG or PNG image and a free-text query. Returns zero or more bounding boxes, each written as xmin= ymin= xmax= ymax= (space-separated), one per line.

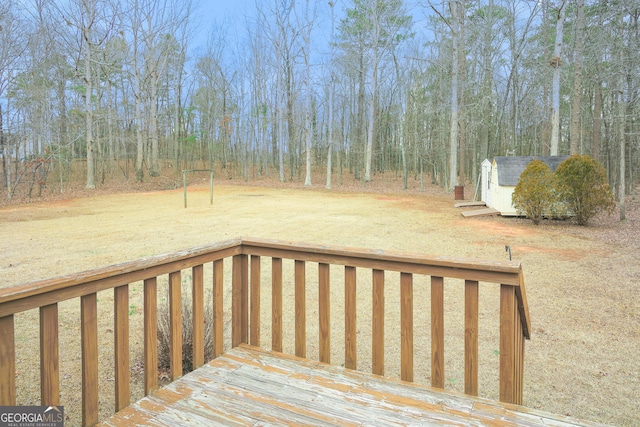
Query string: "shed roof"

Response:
xmin=493 ymin=156 xmax=569 ymax=186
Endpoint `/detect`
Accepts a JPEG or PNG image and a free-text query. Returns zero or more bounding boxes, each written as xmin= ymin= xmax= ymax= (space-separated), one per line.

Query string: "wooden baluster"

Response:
xmin=500 ymin=284 xmax=516 ymax=404
xmin=431 ymin=276 xmax=444 ymax=389
xmin=114 ymin=284 xmax=130 ymax=411
xmin=81 ymin=294 xmax=98 ymax=426
xmin=272 ymin=258 xmax=283 ymax=352
xmin=143 ymin=278 xmax=158 ymax=395
xmin=40 ymin=303 xmax=59 ymax=406
xmin=295 ymin=260 xmax=306 ymax=358
xmin=318 ymin=263 xmax=330 ymax=364
xmin=169 ymin=271 xmax=182 ymax=380
xmin=344 ymin=266 xmax=357 ymax=370
xmin=232 ymin=254 xmax=248 ymax=347
xmin=213 ymin=260 xmax=224 ymax=357
xmin=372 ymin=269 xmax=384 ymax=376
xmin=400 ymin=273 xmax=413 ymax=382
xmin=250 ymin=256 xmax=261 ymax=347
xmin=465 ymin=280 xmax=479 ymax=396
xmin=0 ymin=315 xmax=16 ymax=405
xmin=192 ymin=265 xmax=204 ymax=369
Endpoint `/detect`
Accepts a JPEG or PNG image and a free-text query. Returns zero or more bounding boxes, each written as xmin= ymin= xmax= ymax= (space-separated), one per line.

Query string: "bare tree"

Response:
xmin=326 ymin=1 xmax=336 ymax=189
xmin=549 ymin=0 xmax=567 ymax=156
xmin=298 ymin=0 xmax=316 ymax=186
xmin=0 ymin=0 xmax=27 ymax=199
xmin=56 ymin=0 xmax=119 ymax=189
xmin=448 ymin=0 xmax=460 ymax=190
xmin=569 ymin=0 xmax=585 ymax=155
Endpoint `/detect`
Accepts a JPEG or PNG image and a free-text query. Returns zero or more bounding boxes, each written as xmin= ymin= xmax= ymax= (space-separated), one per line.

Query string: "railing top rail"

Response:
xmin=0 ymin=238 xmax=243 ymax=317
xmin=239 ymin=237 xmax=522 ymax=272
xmin=0 ymin=237 xmax=530 ymax=338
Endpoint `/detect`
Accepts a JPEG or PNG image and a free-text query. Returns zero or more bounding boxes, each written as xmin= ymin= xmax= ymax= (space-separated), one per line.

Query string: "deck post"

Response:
xmin=0 ymin=315 xmax=16 ymax=405
xmin=500 ymin=284 xmax=523 ymax=404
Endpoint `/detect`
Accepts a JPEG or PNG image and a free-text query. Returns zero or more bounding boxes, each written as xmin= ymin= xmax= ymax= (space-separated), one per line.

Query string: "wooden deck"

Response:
xmin=99 ymin=345 xmax=605 ymax=427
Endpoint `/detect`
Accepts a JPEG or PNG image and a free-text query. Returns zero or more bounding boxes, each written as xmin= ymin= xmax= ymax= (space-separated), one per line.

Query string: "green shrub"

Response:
xmin=554 ymin=155 xmax=615 ymax=226
xmin=512 ymin=160 xmax=556 ymax=225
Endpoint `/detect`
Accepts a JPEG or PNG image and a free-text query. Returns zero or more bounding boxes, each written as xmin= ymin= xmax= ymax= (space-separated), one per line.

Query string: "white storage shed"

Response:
xmin=480 ymin=156 xmax=568 ymax=216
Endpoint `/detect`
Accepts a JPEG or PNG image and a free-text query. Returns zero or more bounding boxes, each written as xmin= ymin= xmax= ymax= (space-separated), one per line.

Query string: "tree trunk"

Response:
xmin=479 ymin=0 xmax=494 ymax=163
xmin=150 ymin=69 xmax=160 ymax=177
xmin=592 ymin=78 xmax=603 ymax=161
xmin=326 ymin=2 xmax=335 ymax=190
xmin=458 ymin=1 xmax=466 ymax=185
xmin=550 ymin=0 xmax=566 ymax=156
xmin=84 ymin=26 xmax=95 ymax=189
xmin=303 ymin=0 xmax=312 ymax=187
xmin=364 ymin=59 xmax=377 ymax=182
xmin=569 ymin=0 xmax=585 ymax=155
xmin=448 ymin=0 xmax=460 ymax=190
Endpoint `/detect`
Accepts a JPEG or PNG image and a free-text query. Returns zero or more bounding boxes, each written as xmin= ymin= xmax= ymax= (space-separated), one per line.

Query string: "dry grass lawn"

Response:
xmin=1 ymin=179 xmax=638 ymax=426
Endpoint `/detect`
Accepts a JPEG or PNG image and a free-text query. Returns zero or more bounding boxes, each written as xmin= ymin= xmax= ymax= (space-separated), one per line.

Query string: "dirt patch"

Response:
xmin=1 ymin=180 xmax=638 ymax=426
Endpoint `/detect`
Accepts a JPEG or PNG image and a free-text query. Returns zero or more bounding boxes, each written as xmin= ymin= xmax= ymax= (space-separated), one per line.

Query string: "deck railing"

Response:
xmin=0 ymin=237 xmax=530 ymax=426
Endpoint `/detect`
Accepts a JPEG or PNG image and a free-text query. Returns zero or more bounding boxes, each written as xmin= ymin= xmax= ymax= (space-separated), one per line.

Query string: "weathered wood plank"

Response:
xmin=372 ymin=269 xmax=384 ymax=376
xmin=144 ymin=278 xmax=158 ymax=395
xmin=212 ymin=260 xmax=224 ymax=358
xmin=40 ymin=303 xmax=59 ymax=406
xmin=400 ymin=272 xmax=413 ymax=382
xmin=249 ymin=256 xmax=261 ymax=347
xmin=0 ymin=315 xmax=16 ymax=405
xmin=318 ymin=263 xmax=330 ymax=364
xmin=431 ymin=276 xmax=444 ymax=389
xmin=344 ymin=266 xmax=356 ymax=370
xmin=295 ymin=260 xmax=306 ymax=358
xmin=114 ymin=284 xmax=130 ymax=411
xmin=81 ymin=293 xmax=99 ymax=426
xmin=169 ymin=271 xmax=182 ymax=380
xmin=271 ymin=258 xmax=282 ymax=353
xmin=192 ymin=265 xmax=204 ymax=369
xmin=465 ymin=280 xmax=479 ymax=396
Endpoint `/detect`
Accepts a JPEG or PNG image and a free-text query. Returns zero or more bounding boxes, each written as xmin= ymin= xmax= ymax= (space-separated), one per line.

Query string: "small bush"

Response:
xmin=157 ymin=293 xmax=214 ymax=374
xmin=512 ymin=160 xmax=556 ymax=225
xmin=554 ymin=155 xmax=615 ymax=226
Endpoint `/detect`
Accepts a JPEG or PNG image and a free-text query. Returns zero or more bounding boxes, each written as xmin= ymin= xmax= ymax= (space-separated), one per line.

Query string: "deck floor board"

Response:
xmin=98 ymin=345 xmax=606 ymax=427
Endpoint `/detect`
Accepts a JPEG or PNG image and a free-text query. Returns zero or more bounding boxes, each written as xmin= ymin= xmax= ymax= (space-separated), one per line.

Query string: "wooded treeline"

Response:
xmin=0 ymin=0 xmax=638 ymax=202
